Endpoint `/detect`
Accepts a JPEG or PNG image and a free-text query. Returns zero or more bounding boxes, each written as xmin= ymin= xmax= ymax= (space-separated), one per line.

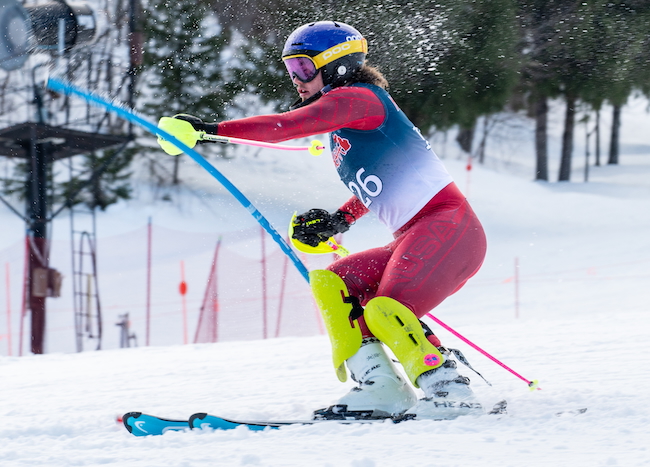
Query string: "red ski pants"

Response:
xmin=327 ymin=184 xmax=486 ymax=338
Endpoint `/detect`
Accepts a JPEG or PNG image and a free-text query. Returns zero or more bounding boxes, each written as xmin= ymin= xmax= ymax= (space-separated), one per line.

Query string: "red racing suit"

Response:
xmin=217 ymin=84 xmax=486 ymax=338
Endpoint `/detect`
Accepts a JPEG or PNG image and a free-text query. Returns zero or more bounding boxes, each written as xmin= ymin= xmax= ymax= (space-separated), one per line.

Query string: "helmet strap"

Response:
xmin=289 ymin=85 xmax=332 ymax=111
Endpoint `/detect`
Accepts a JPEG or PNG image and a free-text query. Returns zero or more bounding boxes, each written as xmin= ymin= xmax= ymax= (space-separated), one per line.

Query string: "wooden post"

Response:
xmin=27 ymin=134 xmax=49 ymax=354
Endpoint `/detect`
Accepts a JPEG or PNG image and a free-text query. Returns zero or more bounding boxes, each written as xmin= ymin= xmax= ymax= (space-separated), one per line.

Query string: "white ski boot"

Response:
xmin=405 ymin=356 xmax=483 ymax=420
xmin=328 ymin=338 xmax=417 ymax=418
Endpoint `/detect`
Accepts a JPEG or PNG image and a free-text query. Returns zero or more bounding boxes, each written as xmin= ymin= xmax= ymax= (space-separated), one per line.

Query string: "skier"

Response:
xmin=161 ymin=21 xmax=487 ymax=420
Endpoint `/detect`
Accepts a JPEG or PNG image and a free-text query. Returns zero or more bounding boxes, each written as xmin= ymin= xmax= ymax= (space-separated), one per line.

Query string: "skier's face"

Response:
xmin=292 ymin=71 xmax=324 ymax=102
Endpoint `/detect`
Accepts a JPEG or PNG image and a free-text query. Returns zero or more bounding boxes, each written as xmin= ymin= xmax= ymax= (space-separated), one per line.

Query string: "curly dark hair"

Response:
xmin=351 ymin=64 xmax=389 ymax=89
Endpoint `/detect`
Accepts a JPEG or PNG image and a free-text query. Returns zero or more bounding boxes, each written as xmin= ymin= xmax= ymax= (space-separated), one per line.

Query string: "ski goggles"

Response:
xmin=283 ymin=56 xmax=320 ymax=82
xmin=282 ymin=38 xmax=368 ymax=82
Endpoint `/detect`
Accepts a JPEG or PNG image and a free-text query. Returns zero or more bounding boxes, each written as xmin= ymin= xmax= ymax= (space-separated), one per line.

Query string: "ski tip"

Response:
xmin=189 ymin=413 xmax=208 ymax=429
xmin=122 ymin=412 xmax=143 ymax=434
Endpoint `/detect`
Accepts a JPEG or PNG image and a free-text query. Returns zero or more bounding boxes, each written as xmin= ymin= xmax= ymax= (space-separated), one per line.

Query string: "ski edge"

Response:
xmin=188 ymin=412 xmax=384 ymax=431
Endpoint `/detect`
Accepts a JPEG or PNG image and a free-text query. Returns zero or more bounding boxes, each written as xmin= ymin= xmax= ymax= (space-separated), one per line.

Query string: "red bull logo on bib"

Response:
xmin=331 ymin=134 xmax=351 ymax=168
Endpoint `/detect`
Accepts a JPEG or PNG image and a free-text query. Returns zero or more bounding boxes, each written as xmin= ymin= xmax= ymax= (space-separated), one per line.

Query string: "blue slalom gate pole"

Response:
xmin=46 ymin=77 xmax=311 ymax=283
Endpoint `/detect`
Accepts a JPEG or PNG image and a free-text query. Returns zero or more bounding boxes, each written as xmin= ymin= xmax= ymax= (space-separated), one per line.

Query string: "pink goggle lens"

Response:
xmin=283 ymin=56 xmax=318 ymax=82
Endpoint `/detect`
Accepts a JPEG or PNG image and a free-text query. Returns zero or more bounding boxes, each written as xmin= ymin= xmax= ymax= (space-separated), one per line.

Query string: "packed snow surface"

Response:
xmin=1 ymin=98 xmax=650 ymax=466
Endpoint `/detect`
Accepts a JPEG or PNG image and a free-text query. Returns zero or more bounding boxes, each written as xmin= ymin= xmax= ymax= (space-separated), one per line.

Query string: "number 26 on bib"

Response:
xmin=348 ymin=167 xmax=383 ymax=207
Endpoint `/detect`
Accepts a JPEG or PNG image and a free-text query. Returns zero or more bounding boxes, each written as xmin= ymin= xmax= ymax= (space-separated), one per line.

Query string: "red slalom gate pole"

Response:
xmin=260 ymin=226 xmax=268 ymax=339
xmin=145 ymin=217 xmax=152 ymax=346
xmin=179 ymin=261 xmax=188 ymax=345
xmin=18 ymin=236 xmax=29 ymax=356
xmin=514 ymin=256 xmax=520 ymax=319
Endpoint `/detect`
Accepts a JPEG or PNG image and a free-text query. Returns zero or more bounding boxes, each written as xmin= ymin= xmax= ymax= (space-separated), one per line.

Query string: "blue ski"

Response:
xmin=122 ymin=411 xmax=387 ymax=436
xmin=187 ymin=412 xmax=381 ymax=431
xmin=191 ymin=413 xmax=310 ymax=431
xmin=122 ymin=401 xmax=514 ymax=436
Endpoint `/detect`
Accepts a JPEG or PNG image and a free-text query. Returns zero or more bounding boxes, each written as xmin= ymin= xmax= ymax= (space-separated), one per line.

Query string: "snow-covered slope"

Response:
xmin=1 ymin=294 xmax=648 ymax=466
xmin=1 ymin=98 xmax=649 ymax=465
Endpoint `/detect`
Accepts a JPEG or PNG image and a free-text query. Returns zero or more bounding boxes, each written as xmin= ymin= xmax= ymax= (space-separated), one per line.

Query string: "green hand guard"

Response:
xmin=157 ymin=117 xmax=204 ymax=155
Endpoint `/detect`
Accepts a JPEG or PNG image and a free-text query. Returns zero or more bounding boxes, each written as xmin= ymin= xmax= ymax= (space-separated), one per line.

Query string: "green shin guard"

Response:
xmin=309 ymin=270 xmax=363 ymax=382
xmin=364 ymin=297 xmax=444 ymax=388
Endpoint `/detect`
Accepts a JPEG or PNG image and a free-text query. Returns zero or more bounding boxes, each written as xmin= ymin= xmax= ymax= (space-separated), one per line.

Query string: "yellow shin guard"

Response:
xmin=309 ymin=270 xmax=363 ymax=382
xmin=364 ymin=297 xmax=444 ymax=388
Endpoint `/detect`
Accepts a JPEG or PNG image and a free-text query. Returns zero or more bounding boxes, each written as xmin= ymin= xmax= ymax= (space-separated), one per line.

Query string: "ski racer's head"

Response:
xmin=282 ymin=21 xmax=368 ymax=96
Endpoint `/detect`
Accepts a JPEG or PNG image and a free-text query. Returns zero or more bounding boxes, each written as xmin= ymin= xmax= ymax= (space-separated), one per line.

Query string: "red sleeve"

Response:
xmin=338 ymin=195 xmax=370 ymax=223
xmin=217 ymin=86 xmax=385 ymax=143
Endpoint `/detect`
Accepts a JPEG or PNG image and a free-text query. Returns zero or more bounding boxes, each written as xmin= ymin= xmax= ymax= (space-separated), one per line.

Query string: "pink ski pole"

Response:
xmin=426 ymin=312 xmax=540 ymax=390
xmin=202 ymin=133 xmax=325 ymax=155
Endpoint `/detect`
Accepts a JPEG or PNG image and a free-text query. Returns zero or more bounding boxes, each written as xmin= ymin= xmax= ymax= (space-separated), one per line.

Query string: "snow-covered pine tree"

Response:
xmin=140 ymin=0 xmax=230 ymax=185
